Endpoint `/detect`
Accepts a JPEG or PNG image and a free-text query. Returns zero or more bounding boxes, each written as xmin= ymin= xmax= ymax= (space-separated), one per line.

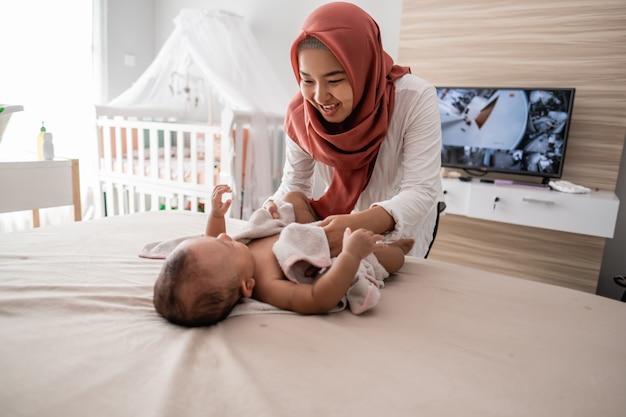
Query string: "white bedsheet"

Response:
xmin=0 ymin=211 xmax=624 ymax=417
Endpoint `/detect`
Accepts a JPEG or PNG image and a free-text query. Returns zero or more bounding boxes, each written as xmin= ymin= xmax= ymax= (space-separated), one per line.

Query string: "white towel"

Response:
xmin=228 ymin=297 xmax=291 ymax=317
xmin=139 ymin=236 xmax=197 ymax=259
xmin=271 ymin=223 xmax=331 ymax=284
xmin=231 ymin=200 xmax=295 ymax=243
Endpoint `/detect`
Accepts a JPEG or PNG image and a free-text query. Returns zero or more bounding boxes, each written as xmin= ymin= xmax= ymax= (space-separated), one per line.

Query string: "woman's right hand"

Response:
xmin=263 ymin=200 xmax=280 ymax=219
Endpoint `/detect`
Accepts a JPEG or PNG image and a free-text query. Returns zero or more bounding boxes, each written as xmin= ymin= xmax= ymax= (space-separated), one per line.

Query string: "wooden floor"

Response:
xmin=428 ymin=214 xmax=605 ymax=294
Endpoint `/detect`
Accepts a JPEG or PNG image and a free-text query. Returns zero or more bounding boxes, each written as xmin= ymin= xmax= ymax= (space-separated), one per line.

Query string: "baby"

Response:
xmin=153 ymin=185 xmax=414 ymax=327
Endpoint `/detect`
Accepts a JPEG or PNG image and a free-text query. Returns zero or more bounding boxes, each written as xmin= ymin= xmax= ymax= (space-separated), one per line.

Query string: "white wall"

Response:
xmin=105 ymin=0 xmax=155 ymax=103
xmin=106 ymin=0 xmax=403 ymax=101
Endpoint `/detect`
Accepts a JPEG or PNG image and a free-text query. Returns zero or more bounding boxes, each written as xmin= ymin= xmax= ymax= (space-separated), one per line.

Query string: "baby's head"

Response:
xmin=153 ymin=234 xmax=255 ymax=327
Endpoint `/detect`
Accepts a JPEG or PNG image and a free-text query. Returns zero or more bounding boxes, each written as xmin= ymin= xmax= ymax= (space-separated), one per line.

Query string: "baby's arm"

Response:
xmin=205 ymin=184 xmax=232 ymax=237
xmin=255 ymin=228 xmax=385 ymax=314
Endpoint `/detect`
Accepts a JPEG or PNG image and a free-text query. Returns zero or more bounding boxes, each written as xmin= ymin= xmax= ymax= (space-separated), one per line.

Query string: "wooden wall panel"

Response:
xmin=399 ymin=0 xmax=626 ymax=292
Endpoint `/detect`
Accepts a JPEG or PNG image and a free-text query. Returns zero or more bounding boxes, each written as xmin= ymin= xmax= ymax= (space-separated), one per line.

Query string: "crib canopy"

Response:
xmin=107 ymin=9 xmax=290 ymax=123
xmin=103 ymin=9 xmax=292 ymax=218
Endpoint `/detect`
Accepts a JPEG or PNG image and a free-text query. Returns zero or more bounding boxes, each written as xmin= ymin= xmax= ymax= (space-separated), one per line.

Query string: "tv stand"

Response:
xmin=441 ymin=177 xmax=619 ymax=238
xmin=479 ymin=178 xmax=550 ymax=189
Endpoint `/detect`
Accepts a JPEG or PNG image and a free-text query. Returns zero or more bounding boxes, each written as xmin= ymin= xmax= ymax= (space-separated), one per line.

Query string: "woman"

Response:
xmin=265 ymin=2 xmax=444 ymax=258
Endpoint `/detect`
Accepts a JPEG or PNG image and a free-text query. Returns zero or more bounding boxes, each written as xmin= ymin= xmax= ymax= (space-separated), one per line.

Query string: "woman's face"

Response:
xmin=298 ymin=48 xmax=354 ymax=123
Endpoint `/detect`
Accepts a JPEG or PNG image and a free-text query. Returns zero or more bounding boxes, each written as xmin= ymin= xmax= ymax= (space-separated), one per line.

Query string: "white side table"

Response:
xmin=0 ymin=153 xmax=81 ymax=227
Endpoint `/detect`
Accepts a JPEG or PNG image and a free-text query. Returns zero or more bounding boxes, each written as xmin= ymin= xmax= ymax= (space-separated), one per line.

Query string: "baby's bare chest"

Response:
xmin=247 ymin=235 xmax=284 ymax=281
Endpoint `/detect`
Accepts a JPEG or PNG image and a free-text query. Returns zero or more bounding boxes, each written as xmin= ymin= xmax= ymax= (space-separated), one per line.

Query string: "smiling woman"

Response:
xmin=0 ymin=0 xmax=94 ymax=231
xmin=267 ymin=2 xmax=444 ymax=259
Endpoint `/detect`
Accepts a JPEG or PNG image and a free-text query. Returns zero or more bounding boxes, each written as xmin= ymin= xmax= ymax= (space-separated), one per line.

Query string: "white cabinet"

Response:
xmin=442 ymin=178 xmax=619 ymax=238
xmin=441 ymin=178 xmax=471 ymax=216
xmin=0 ymin=154 xmax=81 ymax=227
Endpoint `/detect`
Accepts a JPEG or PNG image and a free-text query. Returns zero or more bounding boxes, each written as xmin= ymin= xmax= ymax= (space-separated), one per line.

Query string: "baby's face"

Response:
xmin=183 ymin=234 xmax=255 ymax=284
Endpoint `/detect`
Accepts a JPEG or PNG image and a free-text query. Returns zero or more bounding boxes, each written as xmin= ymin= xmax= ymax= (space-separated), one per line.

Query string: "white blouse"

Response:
xmin=272 ymin=74 xmax=444 ymax=257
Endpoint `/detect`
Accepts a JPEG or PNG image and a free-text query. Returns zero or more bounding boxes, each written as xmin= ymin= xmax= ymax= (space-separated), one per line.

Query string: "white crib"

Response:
xmin=95 ymin=106 xmax=285 ymax=219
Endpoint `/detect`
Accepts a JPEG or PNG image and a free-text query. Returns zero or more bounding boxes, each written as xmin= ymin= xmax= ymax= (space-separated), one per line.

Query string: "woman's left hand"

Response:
xmin=318 ymin=214 xmax=352 ymax=257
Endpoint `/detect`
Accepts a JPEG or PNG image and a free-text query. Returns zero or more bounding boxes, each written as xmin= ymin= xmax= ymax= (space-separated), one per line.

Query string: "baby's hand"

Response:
xmin=263 ymin=200 xmax=280 ymax=219
xmin=211 ymin=184 xmax=232 ymax=217
xmin=341 ymin=227 xmax=385 ymax=260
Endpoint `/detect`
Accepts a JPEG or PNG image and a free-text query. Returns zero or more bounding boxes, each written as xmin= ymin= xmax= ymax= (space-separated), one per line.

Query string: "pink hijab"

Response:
xmin=284 ymin=2 xmax=410 ymax=218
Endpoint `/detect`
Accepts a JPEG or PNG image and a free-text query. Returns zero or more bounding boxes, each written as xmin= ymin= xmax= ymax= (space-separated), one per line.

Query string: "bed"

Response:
xmin=95 ymin=106 xmax=285 ymax=219
xmin=1 ymin=211 xmax=625 ymax=417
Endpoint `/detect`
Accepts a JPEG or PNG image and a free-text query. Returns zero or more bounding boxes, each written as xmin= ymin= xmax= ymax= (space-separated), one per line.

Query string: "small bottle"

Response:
xmin=37 ymin=122 xmax=46 ymax=160
xmin=43 ymin=132 xmax=55 ymax=160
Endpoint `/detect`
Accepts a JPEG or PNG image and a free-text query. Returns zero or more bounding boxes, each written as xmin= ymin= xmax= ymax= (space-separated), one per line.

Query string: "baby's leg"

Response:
xmin=374 ymin=238 xmax=415 ymax=274
xmin=282 ymin=191 xmax=320 ymax=224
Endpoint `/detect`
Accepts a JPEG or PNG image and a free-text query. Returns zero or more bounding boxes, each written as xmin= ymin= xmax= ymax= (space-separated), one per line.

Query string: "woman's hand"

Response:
xmin=318 ymin=214 xmax=353 ymax=257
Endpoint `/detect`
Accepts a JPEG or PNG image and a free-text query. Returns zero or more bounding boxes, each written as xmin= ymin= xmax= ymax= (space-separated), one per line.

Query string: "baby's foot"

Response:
xmin=389 ymin=238 xmax=415 ymax=255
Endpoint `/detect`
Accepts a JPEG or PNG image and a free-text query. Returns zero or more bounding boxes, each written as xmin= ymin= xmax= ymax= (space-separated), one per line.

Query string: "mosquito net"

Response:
xmin=107 ymin=9 xmax=291 ymax=218
xmin=108 ymin=8 xmax=289 ymax=122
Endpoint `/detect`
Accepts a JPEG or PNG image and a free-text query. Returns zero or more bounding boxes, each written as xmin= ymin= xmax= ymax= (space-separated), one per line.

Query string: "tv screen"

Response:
xmin=437 ymin=87 xmax=576 ymax=181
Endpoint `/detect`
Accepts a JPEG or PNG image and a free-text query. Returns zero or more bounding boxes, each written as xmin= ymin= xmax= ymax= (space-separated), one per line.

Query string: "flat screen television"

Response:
xmin=437 ymin=87 xmax=576 ymax=183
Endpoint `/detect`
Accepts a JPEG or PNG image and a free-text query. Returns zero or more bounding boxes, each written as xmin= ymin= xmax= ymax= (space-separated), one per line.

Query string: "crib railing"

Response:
xmin=95 ymin=108 xmax=285 ymax=220
xmin=97 ymin=117 xmax=222 ymax=216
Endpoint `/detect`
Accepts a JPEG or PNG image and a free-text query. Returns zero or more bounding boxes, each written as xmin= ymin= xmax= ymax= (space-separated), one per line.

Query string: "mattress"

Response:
xmin=0 ymin=211 xmax=624 ymax=417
